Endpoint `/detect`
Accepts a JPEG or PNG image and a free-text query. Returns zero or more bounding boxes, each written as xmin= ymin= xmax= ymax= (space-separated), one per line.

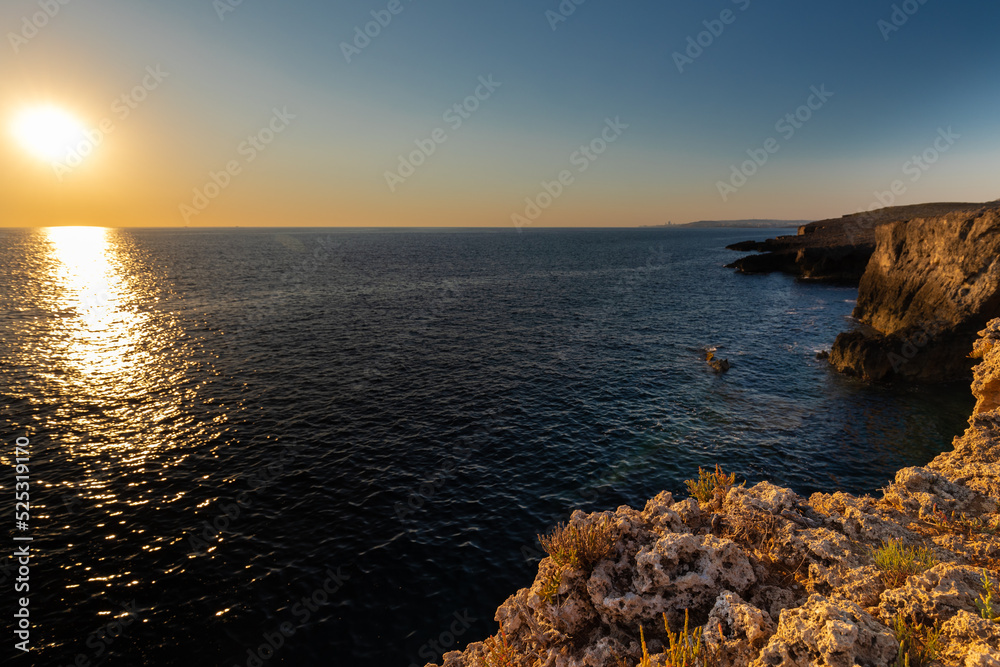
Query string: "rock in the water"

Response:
xmin=709 ymin=358 xmax=731 ymax=373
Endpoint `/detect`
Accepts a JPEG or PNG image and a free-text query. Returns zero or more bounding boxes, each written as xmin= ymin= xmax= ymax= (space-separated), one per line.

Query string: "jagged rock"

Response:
xmin=808 ymin=490 xmax=911 ymax=544
xmin=882 ymin=467 xmax=998 ymax=518
xmin=750 ymin=595 xmax=897 ymax=667
xmin=528 ymin=562 xmax=597 ymax=638
xmin=830 ymin=203 xmax=1000 ymax=382
xmin=938 ymin=610 xmax=1000 ymax=666
xmin=640 ymin=492 xmax=688 ymax=536
xmin=879 ymin=564 xmax=996 ymax=623
xmin=928 ymin=420 xmax=1000 ymax=501
xmin=748 ymin=585 xmax=801 ymax=625
xmin=703 ymin=592 xmax=776 ymax=667
xmin=589 ymin=532 xmax=755 ymax=629
xmin=972 ymin=320 xmax=1000 ymax=414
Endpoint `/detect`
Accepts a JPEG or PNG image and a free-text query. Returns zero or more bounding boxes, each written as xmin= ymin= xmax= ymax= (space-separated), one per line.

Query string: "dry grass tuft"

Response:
xmin=481 ymin=626 xmax=518 ymax=667
xmin=686 ymin=465 xmax=742 ymax=508
xmin=538 ymin=516 xmax=617 ymax=572
xmin=873 ymin=539 xmax=937 ymax=589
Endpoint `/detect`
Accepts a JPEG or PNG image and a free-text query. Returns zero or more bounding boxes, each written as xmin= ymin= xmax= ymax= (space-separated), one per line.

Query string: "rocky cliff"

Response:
xmin=427 ymin=324 xmax=1000 ymax=667
xmin=726 ymin=203 xmax=985 ymax=283
xmin=830 ymin=204 xmax=1000 ymax=383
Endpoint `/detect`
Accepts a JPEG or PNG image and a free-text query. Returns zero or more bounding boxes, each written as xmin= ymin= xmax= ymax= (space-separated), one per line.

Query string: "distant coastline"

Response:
xmin=643 ymin=219 xmax=811 ymax=229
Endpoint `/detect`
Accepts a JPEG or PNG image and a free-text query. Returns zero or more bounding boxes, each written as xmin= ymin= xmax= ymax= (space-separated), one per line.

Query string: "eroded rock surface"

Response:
xmin=427 ymin=324 xmax=1000 ymax=667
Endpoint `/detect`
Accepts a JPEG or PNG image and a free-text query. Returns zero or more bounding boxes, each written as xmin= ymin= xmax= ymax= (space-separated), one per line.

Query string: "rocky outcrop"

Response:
xmin=830 ymin=204 xmax=1000 ymax=382
xmin=427 ymin=324 xmax=1000 ymax=667
xmin=726 ymin=202 xmax=986 ymax=282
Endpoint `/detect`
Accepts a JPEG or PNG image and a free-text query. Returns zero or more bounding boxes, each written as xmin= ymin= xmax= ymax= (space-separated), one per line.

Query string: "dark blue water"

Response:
xmin=0 ymin=227 xmax=972 ymax=666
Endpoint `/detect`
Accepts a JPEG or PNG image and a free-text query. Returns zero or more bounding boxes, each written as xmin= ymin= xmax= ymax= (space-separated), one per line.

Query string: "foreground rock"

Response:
xmin=427 ymin=325 xmax=1000 ymax=667
xmin=726 ymin=202 xmax=986 ymax=282
xmin=830 ymin=203 xmax=1000 ymax=382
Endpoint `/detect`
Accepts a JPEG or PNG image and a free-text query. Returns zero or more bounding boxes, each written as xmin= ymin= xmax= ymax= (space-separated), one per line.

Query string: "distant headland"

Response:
xmin=643 ymin=219 xmax=811 ymax=229
xmin=726 ymin=199 xmax=1000 ymax=383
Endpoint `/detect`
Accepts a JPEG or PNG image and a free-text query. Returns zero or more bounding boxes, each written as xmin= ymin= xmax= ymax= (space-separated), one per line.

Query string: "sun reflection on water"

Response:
xmin=44 ymin=227 xmax=147 ymax=379
xmin=34 ymin=226 xmax=203 ymax=483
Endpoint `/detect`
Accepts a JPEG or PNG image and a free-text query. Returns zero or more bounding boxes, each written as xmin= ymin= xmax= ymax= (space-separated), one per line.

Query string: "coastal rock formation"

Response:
xmin=830 ymin=203 xmax=1000 ymax=382
xmin=427 ymin=324 xmax=1000 ymax=667
xmin=725 ymin=202 xmax=986 ymax=282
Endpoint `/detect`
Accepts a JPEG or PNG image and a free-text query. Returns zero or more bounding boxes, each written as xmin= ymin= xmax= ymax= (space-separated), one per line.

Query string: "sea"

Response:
xmin=0 ymin=226 xmax=973 ymax=666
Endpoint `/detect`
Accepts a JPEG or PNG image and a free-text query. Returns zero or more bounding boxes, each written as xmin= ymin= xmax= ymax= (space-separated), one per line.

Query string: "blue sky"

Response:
xmin=1 ymin=0 xmax=998 ymax=226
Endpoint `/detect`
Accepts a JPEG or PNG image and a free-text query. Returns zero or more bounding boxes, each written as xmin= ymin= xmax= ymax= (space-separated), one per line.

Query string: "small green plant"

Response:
xmin=638 ymin=610 xmax=707 ymax=667
xmin=685 ymin=464 xmax=741 ymax=507
xmin=893 ymin=613 xmax=941 ymax=667
xmin=481 ymin=626 xmax=518 ymax=667
xmin=975 ymin=570 xmax=1000 ymax=622
xmin=873 ymin=539 xmax=937 ymax=589
xmin=538 ymin=516 xmax=617 ymax=571
xmin=537 ymin=569 xmax=562 ymax=605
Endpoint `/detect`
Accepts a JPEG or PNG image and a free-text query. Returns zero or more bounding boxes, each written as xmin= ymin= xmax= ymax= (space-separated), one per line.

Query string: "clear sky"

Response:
xmin=1 ymin=0 xmax=998 ymax=227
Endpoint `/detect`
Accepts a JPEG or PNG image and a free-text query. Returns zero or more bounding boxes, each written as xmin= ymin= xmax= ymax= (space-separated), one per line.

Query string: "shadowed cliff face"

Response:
xmin=830 ymin=204 xmax=1000 ymax=383
xmin=725 ymin=203 xmax=986 ymax=283
xmin=426 ymin=325 xmax=1000 ymax=667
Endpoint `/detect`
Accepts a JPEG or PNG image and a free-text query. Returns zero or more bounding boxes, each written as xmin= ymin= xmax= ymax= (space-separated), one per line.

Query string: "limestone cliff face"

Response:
xmin=830 ymin=204 xmax=1000 ymax=382
xmin=725 ymin=202 xmax=985 ymax=283
xmin=428 ymin=324 xmax=1000 ymax=667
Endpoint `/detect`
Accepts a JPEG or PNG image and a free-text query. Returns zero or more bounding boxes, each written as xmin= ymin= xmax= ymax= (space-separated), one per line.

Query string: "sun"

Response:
xmin=11 ymin=106 xmax=87 ymax=163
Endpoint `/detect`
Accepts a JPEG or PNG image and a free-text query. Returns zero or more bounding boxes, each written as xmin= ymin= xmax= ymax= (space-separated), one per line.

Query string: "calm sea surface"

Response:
xmin=0 ymin=227 xmax=973 ymax=666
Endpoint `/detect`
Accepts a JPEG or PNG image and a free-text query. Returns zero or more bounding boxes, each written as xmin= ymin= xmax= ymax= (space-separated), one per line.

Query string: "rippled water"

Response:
xmin=0 ymin=227 xmax=973 ymax=666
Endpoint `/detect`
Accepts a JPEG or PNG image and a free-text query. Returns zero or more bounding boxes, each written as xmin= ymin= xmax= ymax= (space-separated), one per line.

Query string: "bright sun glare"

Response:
xmin=12 ymin=106 xmax=87 ymax=162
